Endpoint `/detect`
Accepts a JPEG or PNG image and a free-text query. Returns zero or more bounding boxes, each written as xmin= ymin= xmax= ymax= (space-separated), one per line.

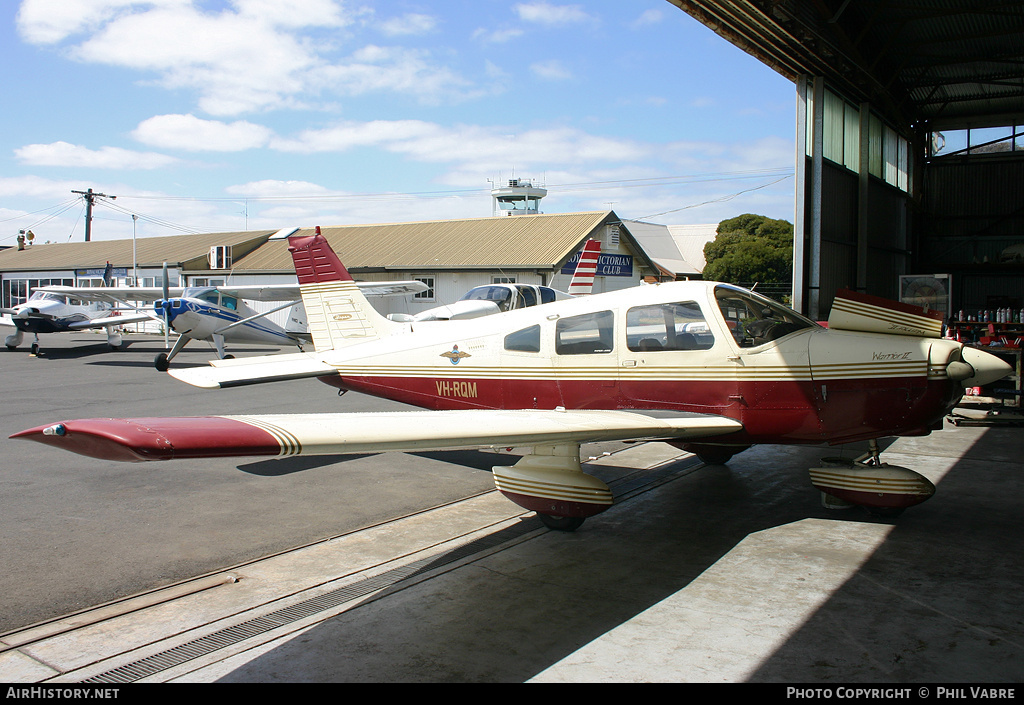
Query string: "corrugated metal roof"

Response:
xmin=0 ymin=230 xmax=275 ymax=273
xmin=232 ymin=211 xmax=620 ymax=272
xmin=0 ymin=211 xmax=663 ymax=278
xmin=669 ymin=1 xmax=1024 ymax=131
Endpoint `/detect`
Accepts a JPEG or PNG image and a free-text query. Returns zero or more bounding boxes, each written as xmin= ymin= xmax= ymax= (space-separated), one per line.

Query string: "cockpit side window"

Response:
xmin=714 ymin=287 xmax=815 ymax=348
xmin=221 ymin=295 xmax=238 ymax=311
xmin=517 ymin=285 xmax=537 ymax=308
xmin=504 ymin=325 xmax=541 ymax=353
xmin=556 ymin=311 xmax=614 ymax=355
xmin=627 ymin=302 xmax=715 ymax=352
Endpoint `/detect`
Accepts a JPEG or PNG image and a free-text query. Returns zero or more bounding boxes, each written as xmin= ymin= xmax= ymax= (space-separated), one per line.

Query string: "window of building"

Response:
xmin=414 ymin=276 xmax=435 ymax=301
xmin=807 ymin=87 xmax=909 ymax=192
xmin=2 ymin=278 xmax=73 ymax=309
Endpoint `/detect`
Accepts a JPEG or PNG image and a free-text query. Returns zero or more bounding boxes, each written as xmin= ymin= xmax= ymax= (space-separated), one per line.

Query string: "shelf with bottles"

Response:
xmin=946 ymin=312 xmax=1024 ymax=347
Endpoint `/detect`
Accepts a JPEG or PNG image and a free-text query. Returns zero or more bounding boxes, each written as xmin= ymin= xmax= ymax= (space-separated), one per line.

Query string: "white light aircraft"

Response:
xmin=2 ymin=264 xmax=153 ymax=356
xmin=39 ymin=266 xmax=427 ymax=370
xmin=15 ymin=229 xmax=1012 ymax=531
xmin=389 ymin=239 xmax=602 ymax=322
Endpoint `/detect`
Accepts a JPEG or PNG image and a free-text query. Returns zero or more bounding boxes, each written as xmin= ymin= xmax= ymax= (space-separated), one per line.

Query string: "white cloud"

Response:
xmin=530 ymin=59 xmax=572 ymax=81
xmin=17 ymin=1 xmax=468 ymax=116
xmin=15 ymin=141 xmax=178 ymax=169
xmin=630 ymin=9 xmax=662 ymax=29
xmin=378 ymin=13 xmax=437 ymax=36
xmin=514 ymin=2 xmax=594 ymax=27
xmin=132 ymin=114 xmax=274 ymax=152
xmin=226 ymin=179 xmax=332 ymax=197
xmin=272 ymin=120 xmax=443 ymax=153
xmin=471 ymin=26 xmax=524 ymax=44
xmin=271 ymin=119 xmax=649 ymax=173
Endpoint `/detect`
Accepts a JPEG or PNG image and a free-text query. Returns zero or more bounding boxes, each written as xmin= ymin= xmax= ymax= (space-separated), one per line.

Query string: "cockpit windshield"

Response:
xmin=28 ymin=292 xmax=65 ymax=303
xmin=461 ymin=285 xmax=516 ymax=311
xmin=714 ymin=286 xmax=817 ymax=348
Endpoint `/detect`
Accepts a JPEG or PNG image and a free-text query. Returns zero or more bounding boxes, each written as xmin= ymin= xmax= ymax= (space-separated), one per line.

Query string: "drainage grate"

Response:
xmin=80 ymin=518 xmax=541 ymax=683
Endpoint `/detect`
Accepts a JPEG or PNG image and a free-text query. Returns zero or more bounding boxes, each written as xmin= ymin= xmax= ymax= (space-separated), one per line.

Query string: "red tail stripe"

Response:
xmin=288 ymin=230 xmax=354 ymax=284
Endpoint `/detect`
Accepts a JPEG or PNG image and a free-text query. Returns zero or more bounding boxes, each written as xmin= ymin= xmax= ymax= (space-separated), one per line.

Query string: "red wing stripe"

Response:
xmin=10 ymin=417 xmax=284 ymax=462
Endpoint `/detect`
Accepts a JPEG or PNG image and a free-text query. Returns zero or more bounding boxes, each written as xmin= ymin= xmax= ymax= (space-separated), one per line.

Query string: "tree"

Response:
xmin=702 ymin=214 xmax=793 ymax=283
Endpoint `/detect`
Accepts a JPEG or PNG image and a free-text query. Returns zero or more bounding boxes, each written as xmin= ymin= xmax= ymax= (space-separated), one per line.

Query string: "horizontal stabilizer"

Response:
xmin=169 ymin=353 xmax=337 ymax=388
xmin=11 ymin=409 xmax=743 ymax=462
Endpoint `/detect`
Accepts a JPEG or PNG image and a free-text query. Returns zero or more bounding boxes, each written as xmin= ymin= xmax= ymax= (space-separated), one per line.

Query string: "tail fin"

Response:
xmin=288 ymin=227 xmax=401 ymax=352
xmin=567 ymin=239 xmax=601 ymax=296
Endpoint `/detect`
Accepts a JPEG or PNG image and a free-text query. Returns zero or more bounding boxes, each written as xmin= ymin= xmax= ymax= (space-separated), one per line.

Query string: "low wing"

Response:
xmin=67 ymin=312 xmax=157 ymax=330
xmin=11 ymin=409 xmax=743 ymax=462
xmin=170 ymin=352 xmax=338 ymax=388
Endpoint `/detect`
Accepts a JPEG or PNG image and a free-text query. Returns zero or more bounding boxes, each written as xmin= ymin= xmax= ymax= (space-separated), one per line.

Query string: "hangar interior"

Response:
xmin=669 ymin=0 xmax=1024 ymax=322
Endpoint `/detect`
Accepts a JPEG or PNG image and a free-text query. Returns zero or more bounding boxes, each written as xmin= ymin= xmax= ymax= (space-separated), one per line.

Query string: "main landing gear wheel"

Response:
xmin=30 ymin=342 xmax=40 ymax=356
xmin=683 ymin=444 xmax=750 ymax=465
xmin=154 ymin=353 xmax=170 ymax=371
xmin=537 ymin=514 xmax=585 ymax=532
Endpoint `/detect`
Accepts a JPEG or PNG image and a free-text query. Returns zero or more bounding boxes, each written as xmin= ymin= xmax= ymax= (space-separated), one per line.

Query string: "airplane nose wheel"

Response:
xmin=537 ymin=514 xmax=585 ymax=532
xmin=154 ymin=353 xmax=170 ymax=371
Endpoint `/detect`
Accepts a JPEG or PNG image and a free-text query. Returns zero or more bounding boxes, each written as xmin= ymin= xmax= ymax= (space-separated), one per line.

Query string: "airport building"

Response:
xmin=0 ymin=210 xmax=681 ymax=329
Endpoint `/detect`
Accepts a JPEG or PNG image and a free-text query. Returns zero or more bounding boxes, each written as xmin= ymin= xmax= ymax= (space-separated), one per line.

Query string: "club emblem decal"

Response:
xmin=441 ymin=345 xmax=471 ymax=364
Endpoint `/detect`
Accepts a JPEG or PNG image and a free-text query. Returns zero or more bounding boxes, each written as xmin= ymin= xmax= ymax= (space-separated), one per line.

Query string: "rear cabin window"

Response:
xmin=504 ymin=325 xmax=541 ymax=353
xmin=626 ymin=302 xmax=715 ymax=352
xmin=556 ymin=311 xmax=614 ymax=355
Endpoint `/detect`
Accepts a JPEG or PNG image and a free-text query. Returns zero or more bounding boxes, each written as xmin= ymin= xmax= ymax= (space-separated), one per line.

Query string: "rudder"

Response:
xmin=288 ymin=227 xmax=401 ymax=352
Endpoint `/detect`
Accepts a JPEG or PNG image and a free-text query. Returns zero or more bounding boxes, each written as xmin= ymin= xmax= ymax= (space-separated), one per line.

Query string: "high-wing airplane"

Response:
xmin=14 ymin=230 xmax=1012 ymax=531
xmin=388 ymin=239 xmax=602 ymax=322
xmin=39 ymin=272 xmax=427 ymax=370
xmin=2 ymin=264 xmax=153 ymax=356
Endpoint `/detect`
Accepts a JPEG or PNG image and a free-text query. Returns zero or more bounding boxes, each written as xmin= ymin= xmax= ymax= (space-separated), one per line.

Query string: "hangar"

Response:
xmin=669 ymin=1 xmax=1024 ymax=322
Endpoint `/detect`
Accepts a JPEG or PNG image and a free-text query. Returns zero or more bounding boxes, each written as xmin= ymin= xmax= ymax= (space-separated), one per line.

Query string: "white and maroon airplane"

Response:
xmin=388 ymin=238 xmax=602 ymax=322
xmin=13 ymin=229 xmax=1012 ymax=530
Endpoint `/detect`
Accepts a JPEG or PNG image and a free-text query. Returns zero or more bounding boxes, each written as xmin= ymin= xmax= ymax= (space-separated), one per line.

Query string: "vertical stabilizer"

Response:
xmin=567 ymin=239 xmax=601 ymax=296
xmin=288 ymin=227 xmax=401 ymax=352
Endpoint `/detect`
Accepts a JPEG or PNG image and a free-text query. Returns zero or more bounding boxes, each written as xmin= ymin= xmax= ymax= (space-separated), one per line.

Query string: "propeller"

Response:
xmin=160 ymin=261 xmax=170 ymax=349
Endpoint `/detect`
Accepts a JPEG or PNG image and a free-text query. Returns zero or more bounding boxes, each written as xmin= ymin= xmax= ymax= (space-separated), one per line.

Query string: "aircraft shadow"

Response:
xmin=747 ymin=426 xmax=1024 ymax=682
xmin=215 ymin=443 xmax=881 ymax=682
xmin=237 ymin=449 xmax=518 ymax=477
xmin=238 ymin=454 xmax=375 ymax=476
xmin=214 ymin=429 xmax=1024 ymax=682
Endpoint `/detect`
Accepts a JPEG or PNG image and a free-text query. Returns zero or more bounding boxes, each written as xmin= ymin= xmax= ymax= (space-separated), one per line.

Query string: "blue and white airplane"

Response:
xmin=38 ymin=273 xmax=427 ymax=369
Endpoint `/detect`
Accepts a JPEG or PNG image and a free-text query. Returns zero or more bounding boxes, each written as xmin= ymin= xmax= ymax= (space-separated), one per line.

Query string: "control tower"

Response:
xmin=491 ymin=178 xmax=547 ymax=216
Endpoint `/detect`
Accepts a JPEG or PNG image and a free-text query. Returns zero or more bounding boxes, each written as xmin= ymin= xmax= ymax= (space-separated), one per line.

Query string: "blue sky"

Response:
xmin=1 ymin=0 xmax=796 ymax=244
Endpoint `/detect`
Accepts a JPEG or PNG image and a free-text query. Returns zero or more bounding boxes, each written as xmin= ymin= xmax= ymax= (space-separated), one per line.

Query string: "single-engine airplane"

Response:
xmin=389 ymin=239 xmax=602 ymax=322
xmin=2 ymin=264 xmax=153 ymax=356
xmin=13 ymin=230 xmax=1012 ymax=531
xmin=39 ymin=270 xmax=427 ymax=370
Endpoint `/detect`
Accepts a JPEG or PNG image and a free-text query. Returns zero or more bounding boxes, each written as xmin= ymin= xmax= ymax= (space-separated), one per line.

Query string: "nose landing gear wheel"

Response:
xmin=537 ymin=514 xmax=585 ymax=532
xmin=154 ymin=353 xmax=170 ymax=371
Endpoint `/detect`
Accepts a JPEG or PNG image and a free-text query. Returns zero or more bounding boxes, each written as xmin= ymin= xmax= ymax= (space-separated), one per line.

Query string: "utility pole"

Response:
xmin=72 ymin=188 xmax=116 ymax=242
